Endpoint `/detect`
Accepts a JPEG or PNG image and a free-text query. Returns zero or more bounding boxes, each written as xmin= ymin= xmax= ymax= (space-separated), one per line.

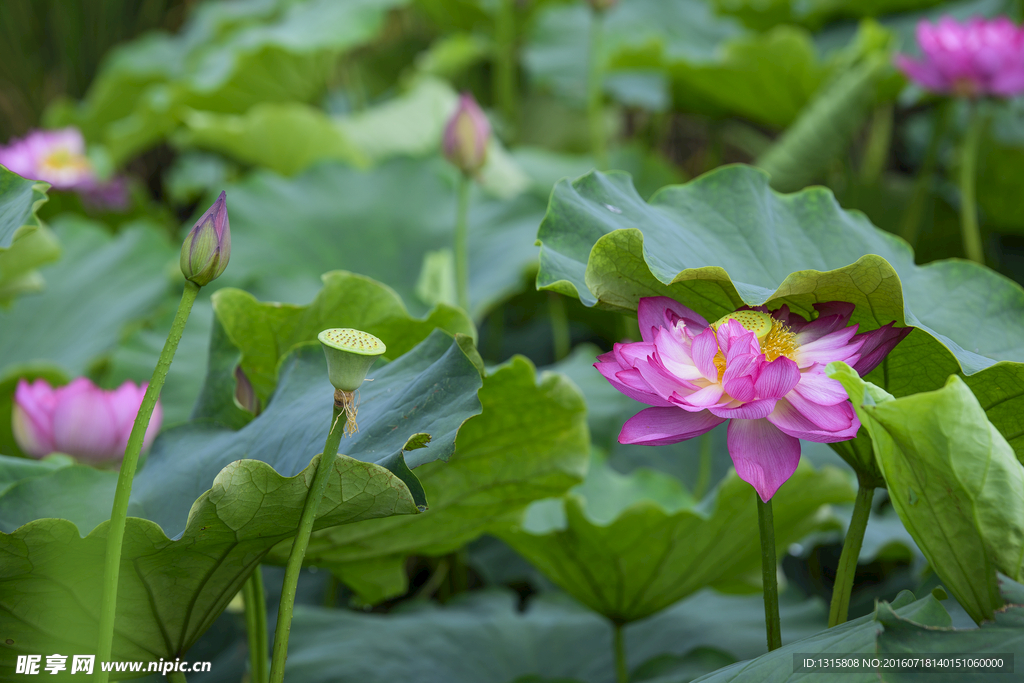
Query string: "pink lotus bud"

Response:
xmin=895 ymin=16 xmax=1024 ymax=98
xmin=180 ymin=191 xmax=231 ymax=286
xmin=12 ymin=377 xmax=162 ymax=463
xmin=442 ymin=93 xmax=491 ymax=176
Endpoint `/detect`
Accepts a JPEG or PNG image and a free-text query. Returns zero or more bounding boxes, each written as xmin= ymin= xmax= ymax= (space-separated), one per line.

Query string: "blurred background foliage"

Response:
xmin=2 ymin=0 xmax=1022 ymax=680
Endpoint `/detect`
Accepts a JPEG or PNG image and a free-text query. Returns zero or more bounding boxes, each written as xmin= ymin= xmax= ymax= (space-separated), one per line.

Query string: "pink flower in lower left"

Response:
xmin=12 ymin=377 xmax=162 ymax=463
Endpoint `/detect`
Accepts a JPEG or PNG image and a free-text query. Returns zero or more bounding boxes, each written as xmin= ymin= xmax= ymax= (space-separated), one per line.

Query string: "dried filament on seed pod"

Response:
xmin=335 ymin=389 xmax=360 ymax=436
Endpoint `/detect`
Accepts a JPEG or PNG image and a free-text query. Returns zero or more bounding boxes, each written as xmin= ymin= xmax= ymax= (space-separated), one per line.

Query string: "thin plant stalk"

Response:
xmin=494 ymin=0 xmax=517 ymax=139
xmin=323 ymin=574 xmax=340 ymax=608
xmin=612 ymin=621 xmax=628 ymax=683
xmin=587 ymin=8 xmax=608 ymax=170
xmin=860 ymin=104 xmax=894 ymax=186
xmin=243 ymin=567 xmax=269 ymax=683
xmin=900 ymin=103 xmax=950 ymax=247
xmin=95 ymin=280 xmax=200 ymax=682
xmin=693 ymin=431 xmax=714 ymax=500
xmin=454 ymin=173 xmax=472 ymax=313
xmin=757 ymin=497 xmax=782 ymax=651
xmin=167 ymin=671 xmax=187 ymax=683
xmin=828 ymin=484 xmax=875 ymax=627
xmin=268 ymin=405 xmax=346 ymax=683
xmin=549 ymin=292 xmax=570 ymax=361
xmin=959 ymin=102 xmax=986 ymax=263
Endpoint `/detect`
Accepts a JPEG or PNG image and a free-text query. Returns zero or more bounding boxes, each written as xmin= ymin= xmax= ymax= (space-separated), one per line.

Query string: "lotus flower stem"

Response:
xmin=243 ymin=567 xmax=269 ymax=683
xmin=455 ymin=173 xmax=472 ymax=313
xmin=828 ymin=484 xmax=875 ymax=627
xmin=900 ymin=103 xmax=950 ymax=246
xmin=549 ymin=292 xmax=570 ymax=360
xmin=494 ymin=0 xmax=518 ymax=139
xmin=587 ymin=7 xmax=608 ymax=170
xmin=269 ymin=405 xmax=346 ymax=683
xmin=167 ymin=672 xmax=187 ymax=683
xmin=693 ymin=431 xmax=713 ymax=500
xmin=612 ymin=621 xmax=628 ymax=683
xmin=860 ymin=104 xmax=893 ymax=185
xmin=959 ymin=103 xmax=986 ymax=264
xmin=95 ymin=280 xmax=200 ymax=683
xmin=757 ymin=497 xmax=782 ymax=651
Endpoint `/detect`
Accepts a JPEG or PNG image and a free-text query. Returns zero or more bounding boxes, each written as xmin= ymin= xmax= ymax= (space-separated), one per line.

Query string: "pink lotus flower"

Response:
xmin=596 ymin=298 xmax=911 ymax=501
xmin=442 ymin=93 xmax=490 ymax=176
xmin=0 ymin=127 xmax=97 ymax=190
xmin=12 ymin=377 xmax=162 ymax=463
xmin=895 ymin=17 xmax=1024 ymax=98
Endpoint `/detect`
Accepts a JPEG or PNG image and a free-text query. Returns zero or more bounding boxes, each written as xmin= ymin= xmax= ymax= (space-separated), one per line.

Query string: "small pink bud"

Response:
xmin=180 ymin=191 xmax=231 ymax=286
xmin=12 ymin=377 xmax=162 ymax=463
xmin=442 ymin=94 xmax=491 ymax=176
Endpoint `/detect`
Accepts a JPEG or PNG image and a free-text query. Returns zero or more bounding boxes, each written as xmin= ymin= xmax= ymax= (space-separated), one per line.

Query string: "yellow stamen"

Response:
xmin=761 ymin=318 xmax=798 ymax=362
xmin=709 ymin=310 xmax=798 ymax=372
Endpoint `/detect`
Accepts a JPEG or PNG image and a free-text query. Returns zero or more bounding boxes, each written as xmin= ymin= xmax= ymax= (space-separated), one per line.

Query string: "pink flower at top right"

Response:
xmin=895 ymin=16 xmax=1024 ymax=98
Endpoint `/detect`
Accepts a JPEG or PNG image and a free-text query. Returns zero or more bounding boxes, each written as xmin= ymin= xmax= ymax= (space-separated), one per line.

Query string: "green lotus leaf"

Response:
xmin=0 ymin=167 xmax=57 ymax=305
xmin=0 ymin=166 xmax=48 ymax=250
xmin=496 ymin=457 xmax=854 ymax=623
xmin=176 ymin=102 xmax=370 ymax=175
xmin=51 ymin=0 xmax=409 ymax=163
xmin=829 ymin=363 xmax=1024 ymax=624
xmin=201 ymin=271 xmax=474 ymax=413
xmin=0 ymin=216 xmax=176 ymax=454
xmin=102 ymin=298 xmax=214 ymax=426
xmin=875 ymin=578 xmax=1024 ymax=682
xmin=534 ymin=165 xmax=1024 ymax=460
xmin=685 ymin=590 xmax=950 ymax=682
xmin=0 ymin=455 xmax=419 ymax=677
xmin=0 ymin=216 xmax=175 ymax=379
xmin=267 ymin=356 xmax=590 ymax=604
xmin=281 ymin=588 xmax=831 ymax=683
xmin=216 ymin=158 xmax=546 ymax=319
xmin=523 ymin=0 xmax=744 ymax=109
xmin=130 ymin=331 xmax=482 ymax=538
xmin=524 ymin=0 xmax=847 ymax=128
xmin=178 ymin=78 xmax=530 ymax=198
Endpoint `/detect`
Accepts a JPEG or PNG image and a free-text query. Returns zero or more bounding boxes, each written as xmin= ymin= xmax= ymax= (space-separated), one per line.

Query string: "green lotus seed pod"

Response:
xmin=318 ymin=328 xmax=386 ymax=392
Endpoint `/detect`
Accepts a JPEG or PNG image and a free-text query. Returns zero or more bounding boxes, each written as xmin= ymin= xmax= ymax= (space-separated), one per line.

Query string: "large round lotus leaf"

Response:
xmin=216 ymin=157 xmax=545 ymax=320
xmin=0 ymin=455 xmax=419 ymax=674
xmin=497 ymin=457 xmax=854 ymax=623
xmin=267 ymin=356 xmax=591 ymax=604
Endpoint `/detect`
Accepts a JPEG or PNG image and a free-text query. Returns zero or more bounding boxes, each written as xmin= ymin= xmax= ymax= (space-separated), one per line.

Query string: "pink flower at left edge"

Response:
xmin=0 ymin=127 xmax=96 ymax=190
xmin=0 ymin=127 xmax=130 ymax=210
xmin=12 ymin=377 xmax=162 ymax=464
xmin=595 ymin=297 xmax=912 ymax=502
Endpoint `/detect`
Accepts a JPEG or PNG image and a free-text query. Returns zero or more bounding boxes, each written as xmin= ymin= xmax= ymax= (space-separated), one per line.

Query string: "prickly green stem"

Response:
xmin=268 ymin=405 xmax=346 ymax=683
xmin=95 ymin=280 xmax=200 ymax=683
xmin=828 ymin=484 xmax=875 ymax=627
xmin=758 ymin=496 xmax=782 ymax=651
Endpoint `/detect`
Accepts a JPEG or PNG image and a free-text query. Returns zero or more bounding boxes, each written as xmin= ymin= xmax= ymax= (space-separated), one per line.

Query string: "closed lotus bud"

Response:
xmin=442 ymin=93 xmax=490 ymax=176
xmin=233 ymin=365 xmax=261 ymax=416
xmin=586 ymin=0 xmax=618 ymax=11
xmin=180 ymin=190 xmax=231 ymax=286
xmin=318 ymin=328 xmax=387 ymax=436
